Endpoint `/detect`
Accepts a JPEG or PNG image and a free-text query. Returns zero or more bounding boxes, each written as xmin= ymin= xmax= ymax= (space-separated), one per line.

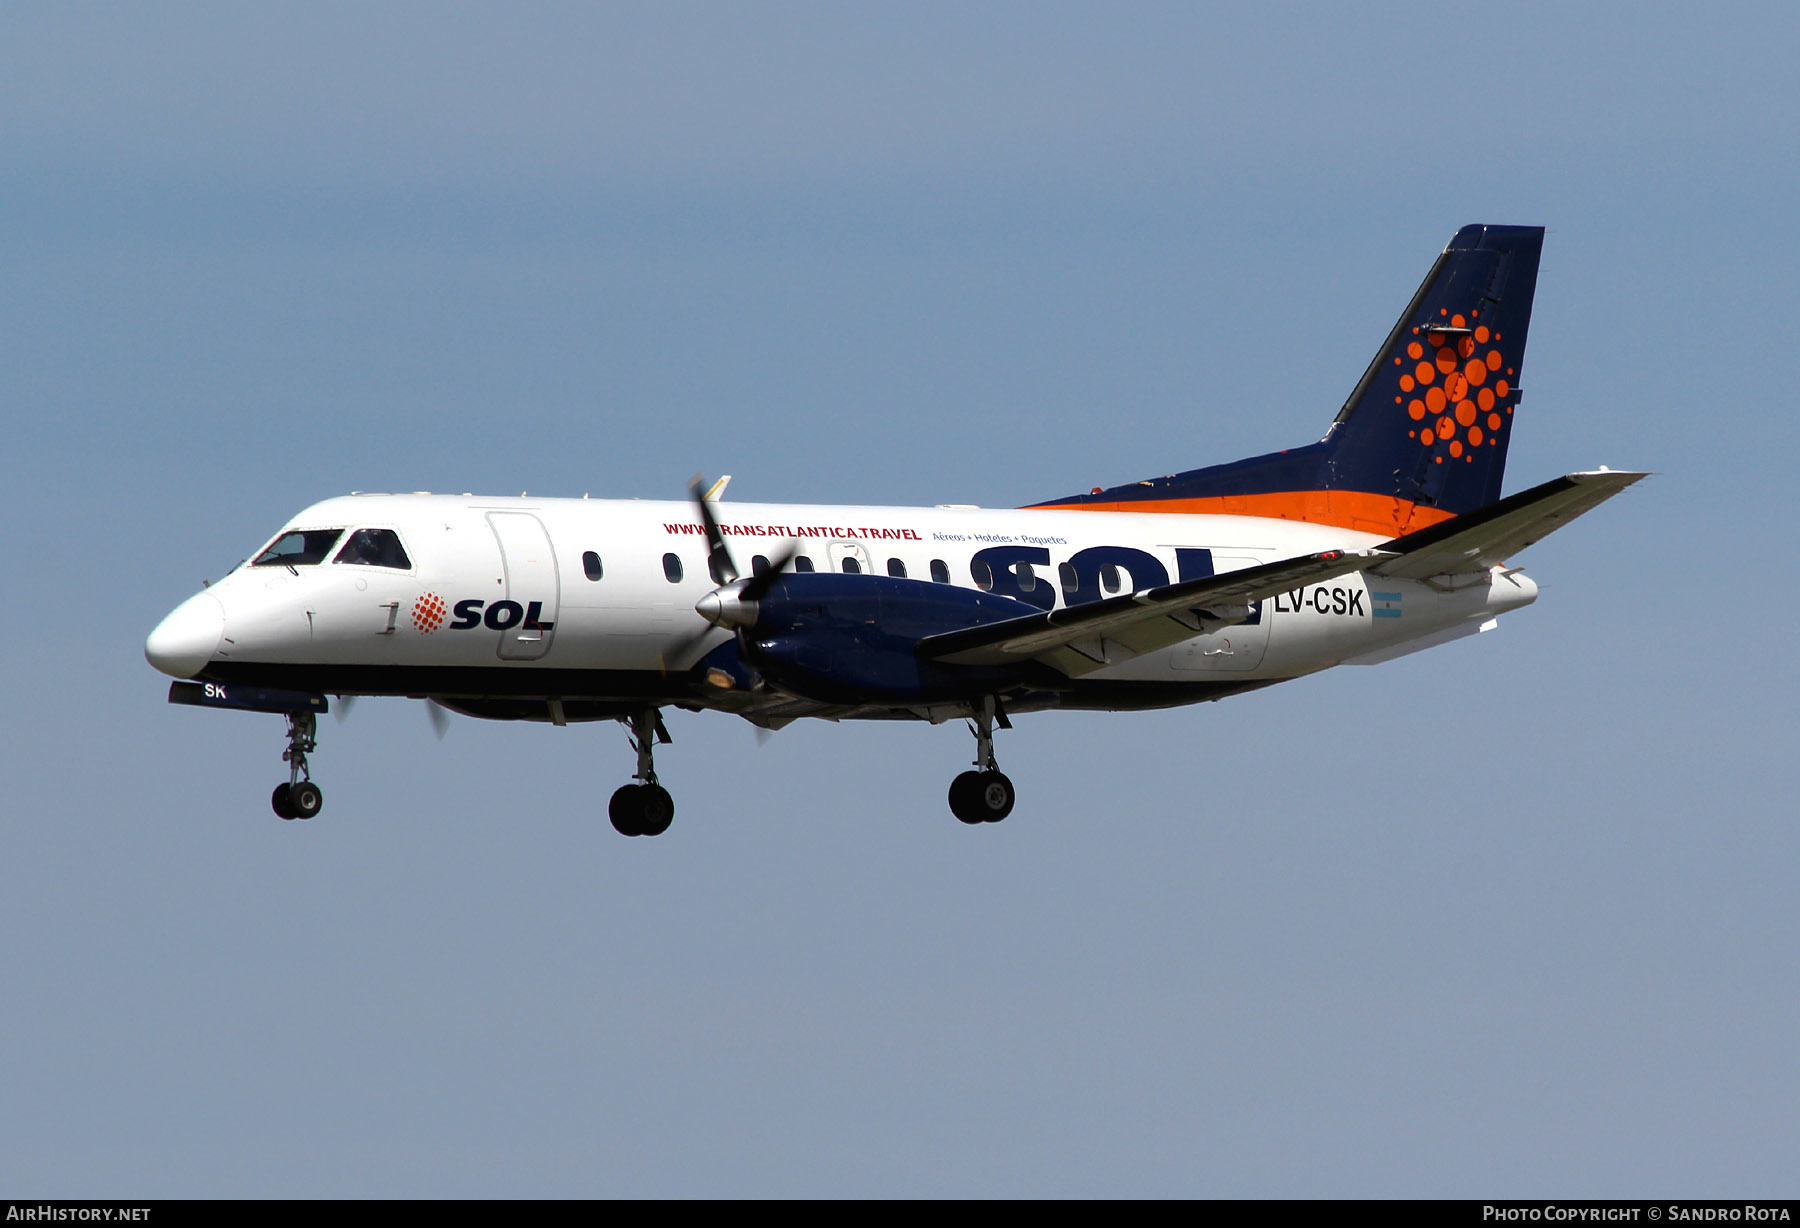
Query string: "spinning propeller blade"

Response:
xmin=689 ymin=473 xmax=738 ymax=586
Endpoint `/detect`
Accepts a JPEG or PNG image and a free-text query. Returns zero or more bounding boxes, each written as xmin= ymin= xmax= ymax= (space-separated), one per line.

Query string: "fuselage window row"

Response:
xmin=640 ymin=550 xmax=1141 ymax=605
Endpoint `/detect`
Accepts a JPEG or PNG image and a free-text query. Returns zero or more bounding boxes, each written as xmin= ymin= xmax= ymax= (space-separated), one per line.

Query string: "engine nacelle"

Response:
xmin=743 ymin=574 xmax=1043 ymax=703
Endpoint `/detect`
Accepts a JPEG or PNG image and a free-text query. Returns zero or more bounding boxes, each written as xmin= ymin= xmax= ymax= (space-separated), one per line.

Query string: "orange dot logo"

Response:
xmin=411 ymin=592 xmax=448 ymax=634
xmin=1390 ymin=312 xmax=1514 ymax=463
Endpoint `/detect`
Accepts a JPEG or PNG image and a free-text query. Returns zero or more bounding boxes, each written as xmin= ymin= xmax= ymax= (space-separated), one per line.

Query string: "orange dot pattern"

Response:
xmin=412 ymin=592 xmax=448 ymax=633
xmin=1397 ymin=317 xmax=1512 ymax=463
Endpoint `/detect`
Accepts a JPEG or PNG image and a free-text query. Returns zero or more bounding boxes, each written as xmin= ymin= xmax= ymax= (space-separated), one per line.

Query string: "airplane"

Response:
xmin=145 ymin=223 xmax=1643 ymax=836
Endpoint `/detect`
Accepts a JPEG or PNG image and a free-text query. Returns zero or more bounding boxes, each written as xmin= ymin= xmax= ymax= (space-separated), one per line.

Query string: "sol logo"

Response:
xmin=412 ymin=593 xmax=448 ymax=633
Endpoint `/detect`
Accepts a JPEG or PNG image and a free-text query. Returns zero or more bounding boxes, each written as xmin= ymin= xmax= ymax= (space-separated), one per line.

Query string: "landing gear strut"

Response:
xmin=949 ymin=695 xmax=1015 ymax=824
xmin=610 ymin=709 xmax=675 ymax=837
xmin=271 ymin=711 xmax=324 ymax=821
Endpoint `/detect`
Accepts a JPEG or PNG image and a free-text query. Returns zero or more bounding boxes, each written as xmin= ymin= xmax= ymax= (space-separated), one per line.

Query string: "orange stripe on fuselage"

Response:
xmin=1029 ymin=490 xmax=1458 ymax=537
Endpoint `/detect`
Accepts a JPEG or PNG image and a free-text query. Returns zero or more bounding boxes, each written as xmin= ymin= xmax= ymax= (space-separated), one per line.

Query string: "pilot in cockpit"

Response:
xmin=333 ymin=527 xmax=412 ymax=570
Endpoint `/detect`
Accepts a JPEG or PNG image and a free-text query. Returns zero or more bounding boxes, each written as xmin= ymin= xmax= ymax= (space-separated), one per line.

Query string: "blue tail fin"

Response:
xmin=1031 ymin=224 xmax=1545 ymax=535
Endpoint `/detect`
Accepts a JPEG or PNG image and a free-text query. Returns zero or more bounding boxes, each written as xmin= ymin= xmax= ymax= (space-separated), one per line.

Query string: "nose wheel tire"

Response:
xmin=949 ymin=770 xmax=1014 ymax=824
xmin=610 ymin=783 xmax=675 ymax=837
xmin=272 ymin=784 xmax=296 ymax=820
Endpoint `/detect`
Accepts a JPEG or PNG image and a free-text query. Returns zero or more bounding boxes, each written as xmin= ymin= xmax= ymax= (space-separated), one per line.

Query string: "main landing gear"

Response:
xmin=949 ymin=696 xmax=1015 ymax=825
xmin=610 ymin=709 xmax=675 ymax=837
xmin=271 ymin=711 xmax=324 ymax=821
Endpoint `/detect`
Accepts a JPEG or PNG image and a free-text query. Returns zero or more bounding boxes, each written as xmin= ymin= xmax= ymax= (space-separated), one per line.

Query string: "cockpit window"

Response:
xmin=252 ymin=529 xmax=345 ymax=568
xmin=334 ymin=528 xmax=412 ymax=570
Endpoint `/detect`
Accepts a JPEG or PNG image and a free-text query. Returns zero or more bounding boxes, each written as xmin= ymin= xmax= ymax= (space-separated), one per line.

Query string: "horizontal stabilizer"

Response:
xmin=1371 ymin=469 xmax=1647 ymax=580
xmin=920 ymin=548 xmax=1383 ymax=675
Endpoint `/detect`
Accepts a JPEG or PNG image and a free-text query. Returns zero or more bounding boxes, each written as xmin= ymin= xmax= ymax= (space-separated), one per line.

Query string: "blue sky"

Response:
xmin=4 ymin=2 xmax=1796 ymax=1196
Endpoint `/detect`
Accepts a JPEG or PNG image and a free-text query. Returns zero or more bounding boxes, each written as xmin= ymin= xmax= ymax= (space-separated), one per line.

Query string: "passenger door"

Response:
xmin=486 ymin=512 xmax=560 ymax=661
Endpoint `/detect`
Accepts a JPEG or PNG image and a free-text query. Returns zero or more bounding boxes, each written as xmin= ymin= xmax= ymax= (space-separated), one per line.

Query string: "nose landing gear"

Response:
xmin=949 ymin=696 xmax=1015 ymax=824
xmin=271 ymin=711 xmax=324 ymax=820
xmin=610 ymin=709 xmax=675 ymax=837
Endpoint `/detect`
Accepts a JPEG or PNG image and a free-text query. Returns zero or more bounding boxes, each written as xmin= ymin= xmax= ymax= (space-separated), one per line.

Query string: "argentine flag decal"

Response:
xmin=1371 ymin=591 xmax=1403 ymax=619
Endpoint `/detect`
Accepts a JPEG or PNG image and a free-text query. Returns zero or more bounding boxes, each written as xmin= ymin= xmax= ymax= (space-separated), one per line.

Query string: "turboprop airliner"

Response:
xmin=146 ymin=223 xmax=1642 ymax=835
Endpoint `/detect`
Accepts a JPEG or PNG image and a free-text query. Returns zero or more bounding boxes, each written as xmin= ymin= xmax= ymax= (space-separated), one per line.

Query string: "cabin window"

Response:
xmin=887 ymin=558 xmax=907 ymax=579
xmin=930 ymin=559 xmax=950 ymax=584
xmin=1015 ymin=561 xmax=1037 ymax=592
xmin=971 ymin=559 xmax=993 ymax=591
xmin=1101 ymin=563 xmax=1122 ymax=594
xmin=841 ymin=557 xmax=862 ymax=574
xmin=663 ymin=553 xmax=684 ymax=583
xmin=1059 ymin=562 xmax=1078 ymax=598
xmin=253 ymin=529 xmax=345 ymax=568
xmin=708 ymin=554 xmax=730 ymax=585
xmin=794 ymin=556 xmax=815 ymax=573
xmin=752 ymin=554 xmax=771 ymax=576
xmin=583 ymin=551 xmax=603 ymax=581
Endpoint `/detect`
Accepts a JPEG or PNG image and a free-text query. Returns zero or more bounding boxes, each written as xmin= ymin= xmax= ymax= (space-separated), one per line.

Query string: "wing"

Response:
xmin=1370 ymin=469 xmax=1647 ymax=580
xmin=919 ymin=547 xmax=1384 ymax=675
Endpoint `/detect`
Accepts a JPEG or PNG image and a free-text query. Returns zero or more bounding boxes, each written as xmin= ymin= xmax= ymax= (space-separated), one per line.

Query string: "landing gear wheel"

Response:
xmin=610 ymin=783 xmax=676 ymax=837
xmin=950 ymin=770 xmax=1014 ymax=823
xmin=949 ymin=771 xmax=985 ymax=824
xmin=610 ymin=709 xmax=675 ymax=837
xmin=288 ymin=780 xmax=323 ymax=820
xmin=609 ymin=784 xmax=645 ymax=836
xmin=951 ymin=695 xmax=1015 ymax=823
xmin=975 ymin=770 xmax=1015 ymax=822
xmin=637 ymin=784 xmax=674 ymax=836
xmin=274 ymin=712 xmax=319 ymax=821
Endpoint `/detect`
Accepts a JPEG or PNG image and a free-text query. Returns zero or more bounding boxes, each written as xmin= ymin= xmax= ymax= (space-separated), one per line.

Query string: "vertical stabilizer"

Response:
xmin=1319 ymin=223 xmax=1543 ymax=523
xmin=1030 ymin=224 xmax=1545 ymax=536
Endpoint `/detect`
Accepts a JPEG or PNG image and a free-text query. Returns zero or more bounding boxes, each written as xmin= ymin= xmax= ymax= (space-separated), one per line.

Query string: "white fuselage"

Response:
xmin=147 ymin=491 xmax=1538 ymax=721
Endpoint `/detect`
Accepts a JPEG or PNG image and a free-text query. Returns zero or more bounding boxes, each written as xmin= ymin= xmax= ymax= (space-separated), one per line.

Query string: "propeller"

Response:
xmin=335 ymin=691 xmax=448 ymax=740
xmin=661 ymin=475 xmax=798 ymax=674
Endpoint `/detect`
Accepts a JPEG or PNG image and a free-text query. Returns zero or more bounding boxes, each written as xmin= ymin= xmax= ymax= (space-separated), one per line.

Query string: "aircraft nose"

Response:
xmin=145 ymin=592 xmax=226 ymax=678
